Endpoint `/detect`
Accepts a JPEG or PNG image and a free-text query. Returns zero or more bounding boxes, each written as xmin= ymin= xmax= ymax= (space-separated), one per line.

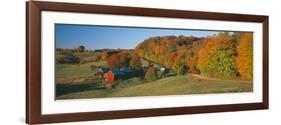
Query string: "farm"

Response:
xmin=55 ymin=24 xmax=253 ymax=100
xmin=55 ymin=33 xmax=253 ymax=99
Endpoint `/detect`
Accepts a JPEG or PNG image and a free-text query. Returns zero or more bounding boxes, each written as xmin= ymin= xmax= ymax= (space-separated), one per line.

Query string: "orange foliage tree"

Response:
xmin=107 ymin=54 xmax=119 ymax=68
xmin=145 ymin=67 xmax=159 ymax=81
xmin=106 ymin=51 xmax=132 ymax=69
xmin=236 ymin=33 xmax=253 ymax=80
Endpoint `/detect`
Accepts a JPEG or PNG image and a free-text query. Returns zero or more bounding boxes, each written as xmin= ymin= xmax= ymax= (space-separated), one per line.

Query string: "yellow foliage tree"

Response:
xmin=197 ymin=32 xmax=238 ymax=79
xmin=236 ymin=33 xmax=253 ymax=80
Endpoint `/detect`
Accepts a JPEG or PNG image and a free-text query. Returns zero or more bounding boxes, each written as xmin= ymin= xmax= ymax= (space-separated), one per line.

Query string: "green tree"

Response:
xmin=76 ymin=45 xmax=85 ymax=52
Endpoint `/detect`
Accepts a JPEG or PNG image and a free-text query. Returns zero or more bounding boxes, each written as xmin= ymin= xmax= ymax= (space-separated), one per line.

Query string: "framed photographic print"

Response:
xmin=26 ymin=1 xmax=269 ymax=124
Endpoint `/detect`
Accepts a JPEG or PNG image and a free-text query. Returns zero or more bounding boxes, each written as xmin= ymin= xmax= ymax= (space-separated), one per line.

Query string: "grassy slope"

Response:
xmin=56 ymin=75 xmax=252 ymax=100
xmin=56 ymin=61 xmax=105 ymax=78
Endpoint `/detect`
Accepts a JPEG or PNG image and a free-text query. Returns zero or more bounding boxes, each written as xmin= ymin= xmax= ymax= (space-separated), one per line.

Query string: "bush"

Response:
xmin=90 ymin=65 xmax=99 ymax=71
xmin=145 ymin=67 xmax=159 ymax=81
xmin=157 ymin=71 xmax=165 ymax=78
xmin=56 ymin=51 xmax=80 ymax=64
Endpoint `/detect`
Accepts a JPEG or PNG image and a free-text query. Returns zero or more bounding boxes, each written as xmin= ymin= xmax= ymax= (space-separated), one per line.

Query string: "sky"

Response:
xmin=55 ymin=24 xmax=220 ymax=50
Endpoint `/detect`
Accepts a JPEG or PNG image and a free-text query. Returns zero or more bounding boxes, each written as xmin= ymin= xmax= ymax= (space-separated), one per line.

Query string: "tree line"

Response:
xmin=103 ymin=51 xmax=142 ymax=70
xmin=135 ymin=32 xmax=253 ymax=80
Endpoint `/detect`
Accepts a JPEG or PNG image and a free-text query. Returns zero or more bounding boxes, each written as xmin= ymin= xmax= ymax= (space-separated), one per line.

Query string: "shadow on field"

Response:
xmin=56 ymin=83 xmax=105 ymax=97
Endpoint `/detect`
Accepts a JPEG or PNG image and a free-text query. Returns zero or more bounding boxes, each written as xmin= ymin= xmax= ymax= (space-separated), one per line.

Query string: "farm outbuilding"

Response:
xmin=104 ymin=69 xmax=134 ymax=82
xmin=104 ymin=71 xmax=115 ymax=82
xmin=97 ymin=67 xmax=110 ymax=78
xmin=99 ymin=67 xmax=110 ymax=73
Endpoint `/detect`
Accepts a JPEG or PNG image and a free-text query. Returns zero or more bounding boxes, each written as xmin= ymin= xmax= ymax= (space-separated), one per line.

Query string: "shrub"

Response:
xmin=90 ymin=65 xmax=98 ymax=71
xmin=56 ymin=51 xmax=80 ymax=64
xmin=157 ymin=71 xmax=165 ymax=78
xmin=145 ymin=67 xmax=159 ymax=81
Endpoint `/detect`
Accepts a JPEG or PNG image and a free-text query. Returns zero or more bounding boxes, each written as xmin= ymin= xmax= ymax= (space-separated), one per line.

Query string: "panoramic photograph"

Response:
xmin=55 ymin=24 xmax=253 ymax=100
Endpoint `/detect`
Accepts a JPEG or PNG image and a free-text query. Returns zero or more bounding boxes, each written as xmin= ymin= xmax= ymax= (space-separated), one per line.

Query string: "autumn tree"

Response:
xmin=167 ymin=52 xmax=177 ymax=68
xmin=135 ymin=35 xmax=203 ymax=74
xmin=185 ymin=41 xmax=202 ymax=74
xmin=145 ymin=67 xmax=159 ymax=81
xmin=106 ymin=52 xmax=132 ymax=69
xmin=101 ymin=51 xmax=110 ymax=61
xmin=135 ymin=33 xmax=252 ymax=80
xmin=236 ymin=33 xmax=253 ymax=80
xmin=173 ymin=60 xmax=187 ymax=75
xmin=197 ymin=32 xmax=238 ymax=79
xmin=107 ymin=54 xmax=119 ymax=68
xmin=129 ymin=54 xmax=142 ymax=70
xmin=118 ymin=51 xmax=130 ymax=68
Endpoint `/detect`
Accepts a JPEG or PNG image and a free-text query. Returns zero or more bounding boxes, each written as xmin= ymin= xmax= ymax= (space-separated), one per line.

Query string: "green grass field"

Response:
xmin=56 ymin=61 xmax=105 ymax=78
xmin=56 ymin=75 xmax=252 ymax=100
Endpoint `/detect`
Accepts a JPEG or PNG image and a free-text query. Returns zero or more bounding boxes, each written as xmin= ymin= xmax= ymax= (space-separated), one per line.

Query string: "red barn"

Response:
xmin=104 ymin=69 xmax=134 ymax=83
xmin=104 ymin=71 xmax=115 ymax=83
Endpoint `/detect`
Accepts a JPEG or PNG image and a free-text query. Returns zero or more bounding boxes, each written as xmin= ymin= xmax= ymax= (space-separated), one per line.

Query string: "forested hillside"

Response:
xmin=135 ymin=32 xmax=253 ymax=80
